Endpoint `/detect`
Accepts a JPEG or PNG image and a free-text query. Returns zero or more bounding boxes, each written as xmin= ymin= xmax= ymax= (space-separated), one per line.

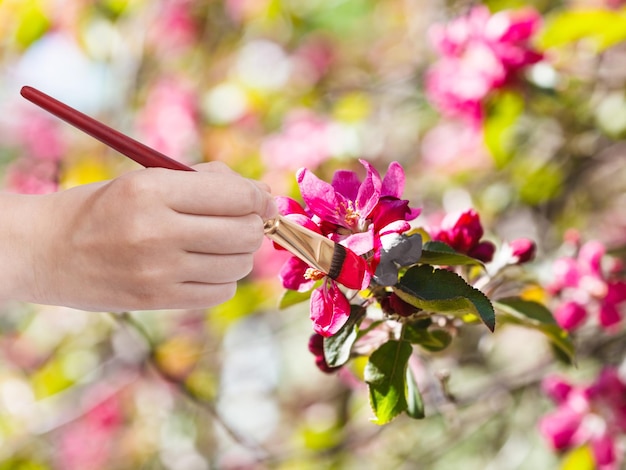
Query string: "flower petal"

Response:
xmin=331 ymin=170 xmax=361 ymax=201
xmin=280 ymin=257 xmax=315 ymax=292
xmin=310 ymin=281 xmax=352 ymax=337
xmin=276 ymin=196 xmax=307 ymax=216
xmin=380 ymin=161 xmax=405 ymax=198
xmin=355 ymin=159 xmax=382 ymax=218
xmin=297 ymin=167 xmax=347 ymax=225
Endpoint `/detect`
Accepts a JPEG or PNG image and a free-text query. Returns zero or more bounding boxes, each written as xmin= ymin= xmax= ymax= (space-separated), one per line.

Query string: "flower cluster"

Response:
xmin=425 ymin=6 xmax=543 ymax=127
xmin=548 ymin=240 xmax=626 ymax=331
xmin=276 ymin=159 xmax=420 ymax=338
xmin=540 ymin=368 xmax=626 ymax=470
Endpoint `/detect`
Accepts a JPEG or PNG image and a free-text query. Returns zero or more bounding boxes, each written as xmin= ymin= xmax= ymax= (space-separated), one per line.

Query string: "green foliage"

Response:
xmin=395 ymin=265 xmax=496 ymax=331
xmin=324 ymin=305 xmax=366 ymax=367
xmin=513 ymin=161 xmax=564 ymax=205
xmin=365 ymin=340 xmax=413 ymax=425
xmin=403 ymin=319 xmax=453 ymax=352
xmin=484 ymin=91 xmax=524 ymax=168
xmin=405 ymin=368 xmax=425 ymax=419
xmin=420 ymin=241 xmax=486 ymax=268
xmin=279 ymin=287 xmax=314 ymax=309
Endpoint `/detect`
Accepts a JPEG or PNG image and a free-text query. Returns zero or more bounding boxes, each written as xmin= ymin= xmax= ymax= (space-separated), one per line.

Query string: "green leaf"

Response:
xmin=495 ymin=298 xmax=575 ymax=363
xmin=539 ymin=9 xmax=626 ymax=51
xmin=364 ymin=340 xmax=413 ymax=425
xmin=396 ymin=265 xmax=496 ymax=331
xmin=404 ymin=321 xmax=453 ymax=352
xmin=279 ymin=288 xmax=313 ymax=309
xmin=324 ymin=305 xmax=366 ymax=367
xmin=420 ymin=241 xmax=485 ymax=267
xmin=406 ymin=368 xmax=425 ymax=419
xmin=484 ymin=91 xmax=524 ymax=168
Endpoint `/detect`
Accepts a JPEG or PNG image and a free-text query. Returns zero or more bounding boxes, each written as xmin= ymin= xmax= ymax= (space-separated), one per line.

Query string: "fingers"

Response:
xmin=176 ymin=213 xmax=265 ymax=254
xmin=175 ymin=252 xmax=255 ymax=284
xmin=137 ymin=166 xmax=277 ymax=219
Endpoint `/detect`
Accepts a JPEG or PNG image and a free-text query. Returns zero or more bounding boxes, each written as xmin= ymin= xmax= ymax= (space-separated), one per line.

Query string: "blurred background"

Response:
xmin=0 ymin=0 xmax=625 ymax=468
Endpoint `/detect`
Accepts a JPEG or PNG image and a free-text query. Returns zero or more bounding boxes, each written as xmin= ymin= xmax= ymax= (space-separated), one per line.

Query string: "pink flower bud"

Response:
xmin=380 ymin=292 xmax=419 ymax=317
xmin=539 ymin=407 xmax=583 ymax=450
xmin=509 ymin=238 xmax=536 ymax=264
xmin=554 ymin=301 xmax=587 ymax=331
xmin=591 ymin=433 xmax=617 ymax=468
xmin=469 ymin=240 xmax=496 ymax=263
xmin=542 ymin=375 xmax=573 ymax=404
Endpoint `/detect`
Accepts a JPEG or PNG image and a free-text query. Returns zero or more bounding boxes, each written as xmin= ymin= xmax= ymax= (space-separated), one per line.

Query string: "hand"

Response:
xmin=0 ymin=162 xmax=277 ymax=311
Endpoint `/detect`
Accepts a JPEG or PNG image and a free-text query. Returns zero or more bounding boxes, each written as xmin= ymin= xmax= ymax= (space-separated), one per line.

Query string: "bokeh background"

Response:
xmin=0 ymin=0 xmax=625 ymax=468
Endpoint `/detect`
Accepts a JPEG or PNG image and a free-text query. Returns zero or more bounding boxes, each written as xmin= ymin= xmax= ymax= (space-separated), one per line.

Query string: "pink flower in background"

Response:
xmin=16 ymin=110 xmax=66 ymax=162
xmin=420 ymin=121 xmax=492 ymax=173
xmin=148 ymin=0 xmax=198 ymax=52
xmin=549 ymin=240 xmax=626 ymax=331
xmin=425 ymin=6 xmax=542 ymax=126
xmin=509 ymin=237 xmax=536 ymax=264
xmin=293 ymin=37 xmax=335 ymax=84
xmin=57 ymin=392 xmax=123 ymax=470
xmin=261 ymin=110 xmax=334 ymax=171
xmin=136 ymin=78 xmax=199 ymax=163
xmin=5 ymin=159 xmax=59 ymax=194
xmin=605 ymin=0 xmax=626 ymax=9
xmin=540 ymin=369 xmax=626 ymax=470
xmin=2 ymin=108 xmax=64 ymax=194
xmin=428 ymin=209 xmax=496 ymax=262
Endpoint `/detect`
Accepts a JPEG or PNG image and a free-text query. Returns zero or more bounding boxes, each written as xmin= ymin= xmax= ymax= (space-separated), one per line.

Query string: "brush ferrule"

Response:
xmin=264 ymin=215 xmax=335 ymax=274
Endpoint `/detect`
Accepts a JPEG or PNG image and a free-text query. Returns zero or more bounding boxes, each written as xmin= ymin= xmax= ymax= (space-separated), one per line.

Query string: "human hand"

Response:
xmin=0 ymin=162 xmax=276 ymax=311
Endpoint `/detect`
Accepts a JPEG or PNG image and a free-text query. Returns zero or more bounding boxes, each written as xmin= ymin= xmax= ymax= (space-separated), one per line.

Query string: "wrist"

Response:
xmin=0 ymin=192 xmax=58 ymax=305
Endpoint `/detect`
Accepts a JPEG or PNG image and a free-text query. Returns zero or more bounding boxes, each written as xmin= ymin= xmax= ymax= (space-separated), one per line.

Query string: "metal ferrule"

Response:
xmin=263 ymin=215 xmax=335 ymax=274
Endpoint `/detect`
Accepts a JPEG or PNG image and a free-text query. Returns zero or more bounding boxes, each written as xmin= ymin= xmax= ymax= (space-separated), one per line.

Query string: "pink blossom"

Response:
xmin=293 ymin=37 xmax=335 ymax=84
xmin=540 ymin=368 xmax=626 ymax=469
xmin=310 ymin=280 xmax=352 ymax=337
xmin=554 ymin=301 xmax=587 ymax=331
xmin=261 ymin=110 xmax=333 ymax=171
xmin=15 ymin=110 xmax=66 ymax=161
xmin=541 ymin=375 xmax=573 ymax=404
xmin=147 ymin=0 xmax=198 ymax=52
xmin=549 ymin=240 xmax=626 ymax=331
xmin=136 ymin=77 xmax=199 ymax=163
xmin=56 ymin=393 xmax=123 ymax=470
xmin=425 ymin=6 xmax=542 ymax=126
xmin=4 ymin=159 xmax=59 ymax=194
xmin=296 ymin=160 xmax=420 ymax=256
xmin=428 ymin=209 xmax=496 ymax=262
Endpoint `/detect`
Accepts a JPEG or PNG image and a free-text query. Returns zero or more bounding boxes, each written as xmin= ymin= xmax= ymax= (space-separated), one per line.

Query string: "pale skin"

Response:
xmin=0 ymin=162 xmax=277 ymax=311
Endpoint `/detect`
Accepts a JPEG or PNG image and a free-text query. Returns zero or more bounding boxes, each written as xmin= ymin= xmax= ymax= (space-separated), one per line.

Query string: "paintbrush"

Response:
xmin=20 ymin=86 xmax=367 ymax=290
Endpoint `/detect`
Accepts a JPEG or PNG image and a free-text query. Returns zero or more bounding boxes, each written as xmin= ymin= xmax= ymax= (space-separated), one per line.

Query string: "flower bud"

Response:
xmin=381 ymin=292 xmax=419 ymax=317
xmin=554 ymin=301 xmax=587 ymax=331
xmin=509 ymin=238 xmax=536 ymax=264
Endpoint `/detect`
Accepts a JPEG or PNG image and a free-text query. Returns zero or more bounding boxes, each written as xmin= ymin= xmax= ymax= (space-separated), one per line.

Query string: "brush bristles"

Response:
xmin=328 ymin=243 xmax=347 ymax=280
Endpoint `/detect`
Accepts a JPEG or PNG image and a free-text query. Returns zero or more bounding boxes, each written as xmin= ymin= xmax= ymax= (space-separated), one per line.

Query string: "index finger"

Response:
xmin=154 ymin=168 xmax=277 ymax=218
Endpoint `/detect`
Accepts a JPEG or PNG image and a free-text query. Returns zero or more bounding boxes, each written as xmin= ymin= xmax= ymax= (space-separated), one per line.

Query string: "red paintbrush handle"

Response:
xmin=20 ymin=86 xmax=194 ymax=172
